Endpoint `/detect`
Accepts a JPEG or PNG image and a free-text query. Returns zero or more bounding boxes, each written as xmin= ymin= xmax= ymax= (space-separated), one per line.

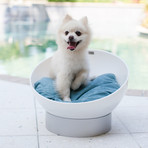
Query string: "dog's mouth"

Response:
xmin=67 ymin=40 xmax=82 ymax=51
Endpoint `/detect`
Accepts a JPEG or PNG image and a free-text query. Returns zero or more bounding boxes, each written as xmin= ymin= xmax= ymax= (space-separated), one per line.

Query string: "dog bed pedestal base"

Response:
xmin=46 ymin=112 xmax=111 ymax=137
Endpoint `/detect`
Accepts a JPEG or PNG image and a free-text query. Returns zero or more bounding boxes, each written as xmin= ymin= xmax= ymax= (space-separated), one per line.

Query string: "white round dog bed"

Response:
xmin=30 ymin=50 xmax=128 ymax=137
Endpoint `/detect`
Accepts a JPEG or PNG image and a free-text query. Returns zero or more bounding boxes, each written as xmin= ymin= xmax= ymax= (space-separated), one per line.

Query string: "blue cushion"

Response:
xmin=34 ymin=73 xmax=120 ymax=103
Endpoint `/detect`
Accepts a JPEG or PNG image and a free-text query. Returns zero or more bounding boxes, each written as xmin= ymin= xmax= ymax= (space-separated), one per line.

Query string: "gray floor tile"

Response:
xmin=39 ymin=134 xmax=139 ymax=148
xmin=0 ymin=80 xmax=34 ymax=109
xmin=132 ymin=133 xmax=148 ymax=148
xmin=115 ymin=107 xmax=148 ymax=133
xmin=0 ymin=136 xmax=38 ymax=148
xmin=0 ymin=109 xmax=37 ymax=136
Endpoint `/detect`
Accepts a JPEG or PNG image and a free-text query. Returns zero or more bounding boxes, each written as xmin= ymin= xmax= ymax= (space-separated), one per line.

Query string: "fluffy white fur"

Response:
xmin=48 ymin=14 xmax=91 ymax=101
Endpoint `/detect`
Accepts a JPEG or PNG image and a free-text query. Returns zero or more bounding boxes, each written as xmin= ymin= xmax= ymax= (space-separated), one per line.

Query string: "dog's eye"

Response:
xmin=75 ymin=31 xmax=81 ymax=36
xmin=65 ymin=31 xmax=69 ymax=35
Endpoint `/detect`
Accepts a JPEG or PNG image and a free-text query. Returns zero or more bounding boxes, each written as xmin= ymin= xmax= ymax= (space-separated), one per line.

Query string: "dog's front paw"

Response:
xmin=71 ymin=81 xmax=81 ymax=91
xmin=63 ymin=97 xmax=71 ymax=102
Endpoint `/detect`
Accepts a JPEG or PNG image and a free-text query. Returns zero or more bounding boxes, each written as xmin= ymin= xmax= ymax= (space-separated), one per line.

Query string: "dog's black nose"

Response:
xmin=69 ymin=36 xmax=74 ymax=41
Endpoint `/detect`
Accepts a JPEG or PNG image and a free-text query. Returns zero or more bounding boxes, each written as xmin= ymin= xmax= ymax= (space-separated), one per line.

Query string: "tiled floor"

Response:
xmin=0 ymin=80 xmax=148 ymax=148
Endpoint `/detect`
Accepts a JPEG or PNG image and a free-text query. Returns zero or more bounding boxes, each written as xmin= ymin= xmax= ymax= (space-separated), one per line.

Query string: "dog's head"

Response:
xmin=57 ymin=15 xmax=91 ymax=52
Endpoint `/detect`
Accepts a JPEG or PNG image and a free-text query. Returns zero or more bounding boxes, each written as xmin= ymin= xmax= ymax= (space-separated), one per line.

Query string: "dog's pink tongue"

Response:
xmin=67 ymin=42 xmax=76 ymax=50
xmin=67 ymin=46 xmax=75 ymax=49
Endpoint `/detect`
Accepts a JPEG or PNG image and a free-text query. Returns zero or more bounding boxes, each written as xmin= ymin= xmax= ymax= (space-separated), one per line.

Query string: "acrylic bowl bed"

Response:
xmin=30 ymin=50 xmax=128 ymax=137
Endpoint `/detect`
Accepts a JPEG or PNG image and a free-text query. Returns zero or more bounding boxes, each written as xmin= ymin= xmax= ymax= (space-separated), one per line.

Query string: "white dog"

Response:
xmin=48 ymin=14 xmax=91 ymax=101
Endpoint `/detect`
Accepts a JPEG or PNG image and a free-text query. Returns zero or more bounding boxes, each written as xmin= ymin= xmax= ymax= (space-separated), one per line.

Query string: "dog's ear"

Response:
xmin=80 ymin=16 xmax=88 ymax=25
xmin=63 ymin=14 xmax=72 ymax=23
